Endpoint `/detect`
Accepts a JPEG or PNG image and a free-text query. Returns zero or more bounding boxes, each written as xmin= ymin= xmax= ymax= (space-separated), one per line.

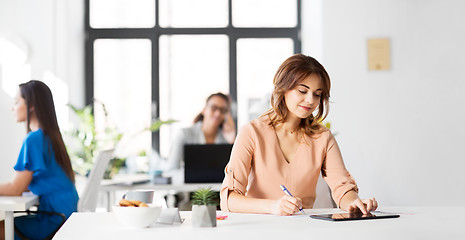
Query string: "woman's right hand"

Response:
xmin=270 ymin=195 xmax=303 ymax=216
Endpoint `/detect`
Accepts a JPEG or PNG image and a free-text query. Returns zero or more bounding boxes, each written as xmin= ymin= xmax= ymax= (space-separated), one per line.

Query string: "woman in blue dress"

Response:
xmin=0 ymin=80 xmax=78 ymax=240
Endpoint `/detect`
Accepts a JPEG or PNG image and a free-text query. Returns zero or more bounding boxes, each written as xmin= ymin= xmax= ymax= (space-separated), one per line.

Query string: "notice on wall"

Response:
xmin=367 ymin=38 xmax=391 ymax=71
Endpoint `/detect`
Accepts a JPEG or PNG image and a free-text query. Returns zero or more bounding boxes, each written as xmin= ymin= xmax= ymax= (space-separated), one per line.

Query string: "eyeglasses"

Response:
xmin=207 ymin=104 xmax=228 ymax=114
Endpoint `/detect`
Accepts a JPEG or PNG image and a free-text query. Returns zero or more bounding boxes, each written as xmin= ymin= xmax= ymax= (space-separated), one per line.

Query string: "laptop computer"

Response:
xmin=184 ymin=144 xmax=233 ymax=183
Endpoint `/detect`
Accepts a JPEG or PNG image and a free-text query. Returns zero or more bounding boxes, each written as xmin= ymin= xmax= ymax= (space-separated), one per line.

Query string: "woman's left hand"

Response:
xmin=347 ymin=197 xmax=378 ymax=214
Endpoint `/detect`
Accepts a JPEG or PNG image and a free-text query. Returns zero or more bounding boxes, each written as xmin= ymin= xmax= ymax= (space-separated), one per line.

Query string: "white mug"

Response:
xmin=122 ymin=190 xmax=154 ymax=204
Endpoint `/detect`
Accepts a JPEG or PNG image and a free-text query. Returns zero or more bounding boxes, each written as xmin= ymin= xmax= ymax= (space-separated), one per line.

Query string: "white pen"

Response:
xmin=280 ymin=184 xmax=304 ymax=213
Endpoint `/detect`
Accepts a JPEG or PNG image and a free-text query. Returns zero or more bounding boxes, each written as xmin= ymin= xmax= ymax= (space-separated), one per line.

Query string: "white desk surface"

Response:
xmin=100 ymin=173 xmax=222 ymax=192
xmin=53 ymin=207 xmax=465 ymax=240
xmin=101 ymin=182 xmax=222 ymax=192
xmin=0 ymin=195 xmax=39 ymax=240
xmin=100 ymin=174 xmax=222 ymax=210
xmin=0 ymin=195 xmax=39 ymax=211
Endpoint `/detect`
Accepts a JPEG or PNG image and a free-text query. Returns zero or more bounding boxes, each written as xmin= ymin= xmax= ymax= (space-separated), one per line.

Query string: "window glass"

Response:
xmin=236 ymin=38 xmax=294 ymax=127
xmin=159 ymin=35 xmax=229 ymax=157
xmin=90 ymin=0 xmax=155 ymax=28
xmin=87 ymin=0 xmax=301 ymax=159
xmin=94 ymin=39 xmax=152 ymax=159
xmin=159 ymin=0 xmax=228 ymax=28
xmin=232 ymin=0 xmax=297 ymax=27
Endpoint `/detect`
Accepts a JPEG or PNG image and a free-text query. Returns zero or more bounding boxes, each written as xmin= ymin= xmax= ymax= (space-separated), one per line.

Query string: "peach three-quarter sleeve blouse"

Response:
xmin=220 ymin=115 xmax=358 ymax=211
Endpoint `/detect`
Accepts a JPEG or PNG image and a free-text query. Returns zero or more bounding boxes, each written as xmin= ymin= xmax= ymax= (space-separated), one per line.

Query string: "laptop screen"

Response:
xmin=184 ymin=144 xmax=233 ymax=183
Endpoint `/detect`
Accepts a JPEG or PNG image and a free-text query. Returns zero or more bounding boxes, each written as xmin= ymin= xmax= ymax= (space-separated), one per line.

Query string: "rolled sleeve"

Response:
xmin=329 ymin=172 xmax=359 ymax=207
xmin=220 ymin=124 xmax=256 ymax=212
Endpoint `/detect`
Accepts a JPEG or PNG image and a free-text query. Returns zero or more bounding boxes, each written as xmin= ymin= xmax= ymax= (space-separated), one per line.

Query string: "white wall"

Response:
xmin=303 ymin=0 xmax=465 ymax=206
xmin=0 ymin=89 xmax=24 ymax=181
xmin=0 ymin=0 xmax=84 ymax=182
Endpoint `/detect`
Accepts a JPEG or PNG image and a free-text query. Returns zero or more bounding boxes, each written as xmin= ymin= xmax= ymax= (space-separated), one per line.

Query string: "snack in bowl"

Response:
xmin=113 ymin=200 xmax=162 ymax=228
xmin=139 ymin=202 xmax=149 ymax=207
xmin=129 ymin=200 xmax=142 ymax=206
xmin=118 ymin=199 xmax=149 ymax=207
xmin=118 ymin=199 xmax=134 ymax=207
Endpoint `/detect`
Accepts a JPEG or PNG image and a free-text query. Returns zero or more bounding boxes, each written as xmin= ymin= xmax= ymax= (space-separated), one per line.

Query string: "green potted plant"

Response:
xmin=66 ymin=102 xmax=123 ymax=177
xmin=191 ymin=187 xmax=218 ymax=227
xmin=66 ymin=101 xmax=175 ymax=178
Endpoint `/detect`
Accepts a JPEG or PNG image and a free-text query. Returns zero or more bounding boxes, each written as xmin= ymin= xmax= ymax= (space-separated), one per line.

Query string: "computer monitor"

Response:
xmin=184 ymin=144 xmax=233 ymax=183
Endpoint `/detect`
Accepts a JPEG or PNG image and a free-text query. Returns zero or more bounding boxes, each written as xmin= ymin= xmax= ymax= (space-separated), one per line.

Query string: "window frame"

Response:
xmin=85 ymin=0 xmax=302 ymax=151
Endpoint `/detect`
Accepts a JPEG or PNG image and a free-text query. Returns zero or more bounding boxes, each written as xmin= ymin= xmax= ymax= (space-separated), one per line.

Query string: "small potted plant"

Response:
xmin=191 ymin=187 xmax=218 ymax=227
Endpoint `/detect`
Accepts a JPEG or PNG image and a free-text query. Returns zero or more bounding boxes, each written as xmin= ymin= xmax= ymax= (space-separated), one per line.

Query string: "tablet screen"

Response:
xmin=310 ymin=211 xmax=400 ymax=221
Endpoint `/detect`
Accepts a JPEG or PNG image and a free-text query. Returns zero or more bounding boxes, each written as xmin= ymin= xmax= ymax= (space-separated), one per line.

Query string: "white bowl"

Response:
xmin=113 ymin=204 xmax=162 ymax=228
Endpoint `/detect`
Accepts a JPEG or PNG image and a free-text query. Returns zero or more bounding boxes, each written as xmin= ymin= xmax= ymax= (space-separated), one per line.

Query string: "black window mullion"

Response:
xmin=84 ymin=0 xmax=92 ymax=106
xmin=152 ymin=27 xmax=298 ymax=37
xmin=152 ymin=33 xmax=160 ymax=152
xmin=295 ymin=0 xmax=302 ymax=53
xmin=88 ymin=28 xmax=155 ymax=39
xmin=85 ymin=36 xmax=94 ymax=106
xmin=227 ymin=0 xmax=238 ymax=135
xmin=152 ymin=0 xmax=160 ymax=151
xmin=230 ymin=28 xmax=299 ymax=38
xmin=229 ymin=35 xmax=237 ymax=106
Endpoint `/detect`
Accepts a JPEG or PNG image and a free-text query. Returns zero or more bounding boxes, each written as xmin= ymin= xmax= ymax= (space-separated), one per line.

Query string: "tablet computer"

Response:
xmin=310 ymin=211 xmax=400 ymax=221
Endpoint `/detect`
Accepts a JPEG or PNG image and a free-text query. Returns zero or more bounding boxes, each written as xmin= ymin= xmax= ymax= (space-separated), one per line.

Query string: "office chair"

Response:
xmin=13 ymin=210 xmax=66 ymax=240
xmin=78 ymin=148 xmax=114 ymax=212
xmin=313 ymin=173 xmax=337 ymax=208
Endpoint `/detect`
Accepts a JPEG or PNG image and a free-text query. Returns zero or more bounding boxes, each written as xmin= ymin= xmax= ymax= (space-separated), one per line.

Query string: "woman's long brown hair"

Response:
xmin=263 ymin=54 xmax=331 ymax=137
xmin=20 ymin=80 xmax=75 ymax=183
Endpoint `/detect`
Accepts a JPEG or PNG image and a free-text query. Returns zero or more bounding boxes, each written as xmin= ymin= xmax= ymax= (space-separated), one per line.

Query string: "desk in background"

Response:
xmin=0 ymin=195 xmax=39 ymax=240
xmin=53 ymin=207 xmax=465 ymax=240
xmin=100 ymin=174 xmax=222 ymax=210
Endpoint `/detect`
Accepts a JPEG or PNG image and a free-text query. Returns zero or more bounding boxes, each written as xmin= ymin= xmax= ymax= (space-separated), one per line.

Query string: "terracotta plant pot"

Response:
xmin=192 ymin=205 xmax=217 ymax=227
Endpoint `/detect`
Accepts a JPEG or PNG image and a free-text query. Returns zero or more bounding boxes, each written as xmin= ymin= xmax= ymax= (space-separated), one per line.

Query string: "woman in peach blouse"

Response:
xmin=220 ymin=54 xmax=378 ymax=216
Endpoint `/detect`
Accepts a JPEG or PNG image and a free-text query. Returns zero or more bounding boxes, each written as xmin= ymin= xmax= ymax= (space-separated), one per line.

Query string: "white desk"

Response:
xmin=101 ymin=182 xmax=222 ymax=193
xmin=101 ymin=173 xmax=222 ymax=193
xmin=100 ymin=174 xmax=222 ymax=210
xmin=0 ymin=195 xmax=39 ymax=240
xmin=53 ymin=207 xmax=465 ymax=240
xmin=101 ymin=182 xmax=222 ymax=210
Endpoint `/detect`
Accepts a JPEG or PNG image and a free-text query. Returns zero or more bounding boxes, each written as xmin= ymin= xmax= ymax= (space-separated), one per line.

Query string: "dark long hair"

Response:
xmin=263 ymin=54 xmax=331 ymax=136
xmin=19 ymin=80 xmax=75 ymax=183
xmin=193 ymin=92 xmax=231 ymax=125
